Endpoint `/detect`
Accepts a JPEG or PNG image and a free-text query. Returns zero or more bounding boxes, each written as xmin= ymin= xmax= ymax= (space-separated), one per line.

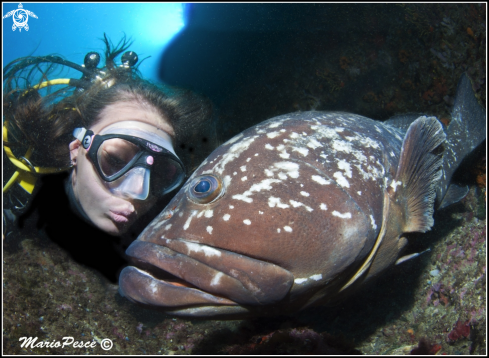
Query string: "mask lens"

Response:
xmin=107 ymin=167 xmax=150 ymax=200
xmin=151 ymin=157 xmax=186 ymax=194
xmin=97 ymin=138 xmax=140 ymax=178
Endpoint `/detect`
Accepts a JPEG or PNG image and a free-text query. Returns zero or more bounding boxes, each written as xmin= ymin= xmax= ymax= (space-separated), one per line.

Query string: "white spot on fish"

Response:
xmin=312 ymin=175 xmax=331 ymax=185
xmin=290 ymin=132 xmax=300 ymax=139
xmin=164 ymin=224 xmax=172 ymax=231
xmin=310 ymin=274 xmax=322 ymax=281
xmin=269 ymin=197 xmax=290 ymax=209
xmin=320 ymin=203 xmax=328 ymax=210
xmin=300 ymin=191 xmax=310 ymax=197
xmin=183 ymin=210 xmax=198 ymax=230
xmin=294 ymin=278 xmax=307 ymax=284
xmin=223 ymin=214 xmax=230 ymax=221
xmin=229 ymin=205 xmax=234 ymax=209
xmin=240 ymin=165 xmax=246 ymax=172
xmin=184 ymin=241 xmax=221 ymax=257
xmin=333 ymin=171 xmax=350 ymax=188
xmin=241 ymin=176 xmax=247 ymax=181
xmin=259 ymin=211 xmax=264 ymax=214
xmin=332 ymin=211 xmax=352 ymax=219
xmin=211 ymin=272 xmax=223 ymax=286
xmin=292 ymin=147 xmax=309 ymax=156
xmin=284 ymin=226 xmax=293 ymax=232
xmin=204 ymin=210 xmax=213 ymax=218
xmin=390 ymin=180 xmax=402 ymax=192
xmin=277 ymin=228 xmax=281 ymax=233
xmin=332 ymin=140 xmax=353 ymax=153
xmin=246 ymin=157 xmax=251 ymax=162
xmin=337 ymin=159 xmax=352 ymax=178
xmin=267 ymin=131 xmax=280 ymax=138
xmin=232 ymin=194 xmax=253 ymax=203
xmin=290 ymin=200 xmax=313 ymax=212
xmin=223 ymin=175 xmax=232 ymax=188
xmin=265 ymin=143 xmax=274 ymax=150
xmin=223 ymin=133 xmax=243 ymax=146
xmin=268 ymin=121 xmax=282 ymax=128
xmin=361 ymin=137 xmax=380 ymax=149
xmin=273 ymin=162 xmax=300 ymax=178
xmin=243 ymin=219 xmax=251 ymax=225
xmin=370 ymin=215 xmax=377 ymax=230
xmin=279 ymin=151 xmax=290 ymax=159
xmin=214 ymin=136 xmax=258 ymax=174
xmin=234 ymin=178 xmax=282 ymax=203
xmin=206 ymin=226 xmax=213 ymax=234
xmin=357 ymin=191 xmax=362 ymax=195
xmin=233 ymin=171 xmax=237 ymax=175
xmin=307 ymin=139 xmax=322 ymax=149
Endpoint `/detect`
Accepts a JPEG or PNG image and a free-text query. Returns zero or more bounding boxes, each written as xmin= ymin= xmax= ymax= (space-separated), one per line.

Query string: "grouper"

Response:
xmin=119 ymin=74 xmax=485 ymax=318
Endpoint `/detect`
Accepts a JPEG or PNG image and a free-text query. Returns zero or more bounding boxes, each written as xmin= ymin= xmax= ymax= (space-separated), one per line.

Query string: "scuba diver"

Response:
xmin=3 ymin=35 xmax=217 ymax=281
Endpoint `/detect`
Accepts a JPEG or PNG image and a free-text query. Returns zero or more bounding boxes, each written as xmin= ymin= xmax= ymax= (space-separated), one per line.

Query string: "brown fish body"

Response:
xmin=119 ymin=75 xmax=485 ymax=318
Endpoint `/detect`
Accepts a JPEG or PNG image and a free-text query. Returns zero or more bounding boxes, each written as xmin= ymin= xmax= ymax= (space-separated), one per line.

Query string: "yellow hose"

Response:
xmin=3 ymin=122 xmax=71 ymax=193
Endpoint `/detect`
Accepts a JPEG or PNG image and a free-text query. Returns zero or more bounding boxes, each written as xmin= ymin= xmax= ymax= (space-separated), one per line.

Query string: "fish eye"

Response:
xmin=187 ymin=175 xmax=224 ymax=204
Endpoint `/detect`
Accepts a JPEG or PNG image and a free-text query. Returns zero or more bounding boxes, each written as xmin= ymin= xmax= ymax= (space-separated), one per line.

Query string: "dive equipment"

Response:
xmin=74 ymin=124 xmax=186 ymax=200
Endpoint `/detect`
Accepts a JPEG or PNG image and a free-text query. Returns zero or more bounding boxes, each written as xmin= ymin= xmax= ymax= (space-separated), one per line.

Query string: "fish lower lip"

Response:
xmin=119 ymin=266 xmax=237 ymax=308
xmin=119 ymin=239 xmax=294 ymax=308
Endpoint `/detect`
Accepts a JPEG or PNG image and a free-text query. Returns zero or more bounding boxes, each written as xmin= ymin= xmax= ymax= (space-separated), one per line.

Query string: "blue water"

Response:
xmin=2 ymin=2 xmax=188 ymax=82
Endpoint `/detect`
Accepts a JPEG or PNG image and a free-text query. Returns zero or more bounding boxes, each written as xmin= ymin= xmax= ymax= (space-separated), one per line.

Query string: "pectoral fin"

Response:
xmin=389 ymin=116 xmax=446 ymax=233
xmin=340 ymin=116 xmax=446 ymax=291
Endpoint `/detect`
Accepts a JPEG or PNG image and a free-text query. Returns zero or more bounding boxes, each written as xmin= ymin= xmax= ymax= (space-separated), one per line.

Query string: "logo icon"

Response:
xmin=100 ymin=339 xmax=113 ymax=351
xmin=3 ymin=3 xmax=38 ymax=32
xmin=83 ymin=135 xmax=92 ymax=149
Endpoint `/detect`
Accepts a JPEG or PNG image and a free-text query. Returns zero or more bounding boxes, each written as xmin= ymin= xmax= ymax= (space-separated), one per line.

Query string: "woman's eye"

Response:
xmin=100 ymin=151 xmax=128 ymax=175
xmin=187 ymin=175 xmax=224 ymax=204
xmin=106 ymin=153 xmax=125 ymax=165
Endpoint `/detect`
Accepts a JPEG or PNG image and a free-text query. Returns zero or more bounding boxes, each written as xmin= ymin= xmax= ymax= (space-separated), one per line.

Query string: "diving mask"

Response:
xmin=73 ymin=122 xmax=186 ymax=200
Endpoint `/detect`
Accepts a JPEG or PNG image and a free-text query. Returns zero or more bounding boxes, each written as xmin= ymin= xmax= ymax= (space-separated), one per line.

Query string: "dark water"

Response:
xmin=3 ymin=3 xmax=486 ymax=355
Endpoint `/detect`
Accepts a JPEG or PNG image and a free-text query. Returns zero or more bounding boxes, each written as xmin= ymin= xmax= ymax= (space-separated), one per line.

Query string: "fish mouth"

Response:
xmin=119 ymin=238 xmax=294 ymax=311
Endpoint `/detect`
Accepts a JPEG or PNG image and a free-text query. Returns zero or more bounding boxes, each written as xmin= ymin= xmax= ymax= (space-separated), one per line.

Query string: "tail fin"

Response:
xmin=436 ymin=74 xmax=486 ymax=209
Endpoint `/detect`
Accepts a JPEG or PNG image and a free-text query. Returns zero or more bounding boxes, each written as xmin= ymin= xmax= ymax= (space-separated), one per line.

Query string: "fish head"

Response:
xmin=119 ymin=116 xmax=377 ymax=317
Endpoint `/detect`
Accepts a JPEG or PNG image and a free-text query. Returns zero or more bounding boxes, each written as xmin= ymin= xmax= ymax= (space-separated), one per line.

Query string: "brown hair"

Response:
xmin=3 ymin=35 xmax=216 ymax=174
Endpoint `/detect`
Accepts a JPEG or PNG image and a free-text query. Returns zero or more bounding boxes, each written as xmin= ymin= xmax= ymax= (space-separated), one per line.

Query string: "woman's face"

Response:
xmin=69 ymin=100 xmax=175 ymax=236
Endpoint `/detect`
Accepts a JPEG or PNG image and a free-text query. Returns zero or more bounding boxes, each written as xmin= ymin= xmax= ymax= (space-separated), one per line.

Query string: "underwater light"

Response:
xmin=134 ymin=3 xmax=186 ymax=49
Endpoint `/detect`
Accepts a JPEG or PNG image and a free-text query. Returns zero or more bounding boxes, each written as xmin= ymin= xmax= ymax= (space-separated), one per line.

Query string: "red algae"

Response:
xmin=447 ymin=320 xmax=471 ymax=342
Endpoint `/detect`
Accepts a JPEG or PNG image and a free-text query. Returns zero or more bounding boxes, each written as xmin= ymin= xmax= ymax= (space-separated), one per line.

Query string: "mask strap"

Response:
xmin=73 ymin=128 xmax=94 ymax=150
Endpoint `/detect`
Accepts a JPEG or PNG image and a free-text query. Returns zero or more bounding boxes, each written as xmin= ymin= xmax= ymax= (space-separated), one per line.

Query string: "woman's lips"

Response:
xmin=109 ymin=209 xmax=135 ymax=223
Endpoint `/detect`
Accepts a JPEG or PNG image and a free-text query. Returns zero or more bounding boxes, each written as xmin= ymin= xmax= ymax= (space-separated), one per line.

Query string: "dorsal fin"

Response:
xmin=435 ymin=73 xmax=486 ymax=208
xmin=383 ymin=113 xmax=428 ymax=133
xmin=438 ymin=183 xmax=469 ymax=209
xmin=391 ymin=116 xmax=446 ymax=233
